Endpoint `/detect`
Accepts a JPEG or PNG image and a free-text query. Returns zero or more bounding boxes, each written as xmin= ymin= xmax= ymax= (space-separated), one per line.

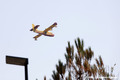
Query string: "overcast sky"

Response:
xmin=0 ymin=0 xmax=120 ymax=80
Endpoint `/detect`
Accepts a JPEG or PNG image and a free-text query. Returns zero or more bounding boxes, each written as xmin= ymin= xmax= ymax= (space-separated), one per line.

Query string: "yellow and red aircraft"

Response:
xmin=30 ymin=22 xmax=57 ymax=40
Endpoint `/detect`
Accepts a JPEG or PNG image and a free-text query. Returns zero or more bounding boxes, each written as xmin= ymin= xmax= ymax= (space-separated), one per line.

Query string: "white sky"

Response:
xmin=0 ymin=0 xmax=120 ymax=80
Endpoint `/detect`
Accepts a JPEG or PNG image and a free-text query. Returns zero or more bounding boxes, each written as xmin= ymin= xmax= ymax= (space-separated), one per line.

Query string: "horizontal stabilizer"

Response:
xmin=30 ymin=25 xmax=40 ymax=31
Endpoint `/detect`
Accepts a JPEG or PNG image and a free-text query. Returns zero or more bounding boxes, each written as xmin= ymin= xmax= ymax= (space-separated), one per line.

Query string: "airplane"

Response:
xmin=30 ymin=22 xmax=57 ymax=40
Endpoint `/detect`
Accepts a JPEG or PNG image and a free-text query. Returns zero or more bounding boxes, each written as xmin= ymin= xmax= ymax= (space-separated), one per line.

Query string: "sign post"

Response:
xmin=6 ymin=55 xmax=29 ymax=80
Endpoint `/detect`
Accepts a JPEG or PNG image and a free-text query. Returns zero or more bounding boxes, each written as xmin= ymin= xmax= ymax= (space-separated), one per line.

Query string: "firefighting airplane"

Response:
xmin=30 ymin=22 xmax=57 ymax=40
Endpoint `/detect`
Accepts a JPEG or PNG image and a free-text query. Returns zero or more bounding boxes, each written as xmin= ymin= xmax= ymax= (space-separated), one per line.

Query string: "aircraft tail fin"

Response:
xmin=30 ymin=24 xmax=35 ymax=31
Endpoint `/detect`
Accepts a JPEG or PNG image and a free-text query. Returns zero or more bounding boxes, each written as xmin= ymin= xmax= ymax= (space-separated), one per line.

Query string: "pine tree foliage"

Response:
xmin=52 ymin=60 xmax=66 ymax=80
xmin=44 ymin=38 xmax=115 ymax=80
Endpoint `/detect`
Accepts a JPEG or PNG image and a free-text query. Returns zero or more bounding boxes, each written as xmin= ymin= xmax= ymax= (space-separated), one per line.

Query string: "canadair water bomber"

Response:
xmin=30 ymin=22 xmax=57 ymax=40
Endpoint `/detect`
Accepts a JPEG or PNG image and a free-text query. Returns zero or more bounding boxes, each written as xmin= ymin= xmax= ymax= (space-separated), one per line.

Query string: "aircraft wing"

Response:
xmin=33 ymin=34 xmax=42 ymax=40
xmin=43 ymin=22 xmax=57 ymax=33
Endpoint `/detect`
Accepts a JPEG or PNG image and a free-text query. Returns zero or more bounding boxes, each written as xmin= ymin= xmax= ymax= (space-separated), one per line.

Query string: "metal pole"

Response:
xmin=25 ymin=65 xmax=28 ymax=80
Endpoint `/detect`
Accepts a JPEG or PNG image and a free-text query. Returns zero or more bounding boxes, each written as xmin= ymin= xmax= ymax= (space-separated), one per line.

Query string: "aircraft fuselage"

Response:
xmin=35 ymin=29 xmax=54 ymax=37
